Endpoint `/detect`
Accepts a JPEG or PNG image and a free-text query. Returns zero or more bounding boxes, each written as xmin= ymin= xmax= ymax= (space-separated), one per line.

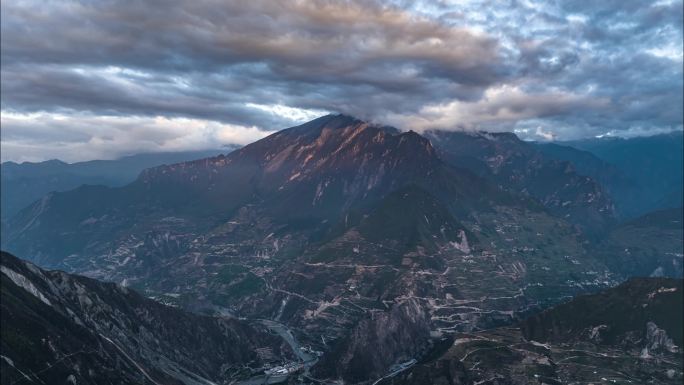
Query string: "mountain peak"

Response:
xmin=280 ymin=113 xmax=399 ymax=138
xmin=284 ymin=113 xmax=363 ymax=134
xmin=116 ymin=114 xmax=448 ymax=226
xmin=327 ymin=113 xmax=363 ymax=124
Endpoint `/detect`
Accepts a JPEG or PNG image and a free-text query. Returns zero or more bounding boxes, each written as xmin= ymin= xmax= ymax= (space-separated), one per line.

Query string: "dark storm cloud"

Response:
xmin=1 ymin=1 xmax=505 ymax=116
xmin=0 ymin=63 xmax=285 ymax=127
xmin=1 ymin=0 xmax=682 ymax=161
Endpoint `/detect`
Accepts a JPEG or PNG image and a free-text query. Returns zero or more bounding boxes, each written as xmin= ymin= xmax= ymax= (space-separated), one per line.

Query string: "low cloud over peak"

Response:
xmin=1 ymin=0 xmax=682 ymax=161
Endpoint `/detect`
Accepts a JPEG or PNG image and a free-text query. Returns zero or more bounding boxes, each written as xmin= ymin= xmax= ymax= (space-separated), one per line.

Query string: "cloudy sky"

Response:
xmin=1 ymin=0 xmax=682 ymax=162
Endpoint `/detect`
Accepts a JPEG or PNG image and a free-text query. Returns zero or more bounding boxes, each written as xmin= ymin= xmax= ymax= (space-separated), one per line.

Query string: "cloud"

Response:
xmin=0 ymin=0 xmax=682 ymax=160
xmin=1 ymin=0 xmax=505 ymax=120
xmin=384 ymin=85 xmax=611 ymax=132
xmin=0 ymin=112 xmax=271 ymax=163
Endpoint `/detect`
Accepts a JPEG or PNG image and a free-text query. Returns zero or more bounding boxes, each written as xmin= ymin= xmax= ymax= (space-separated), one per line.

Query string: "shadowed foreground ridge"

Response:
xmin=0 ymin=251 xmax=293 ymax=385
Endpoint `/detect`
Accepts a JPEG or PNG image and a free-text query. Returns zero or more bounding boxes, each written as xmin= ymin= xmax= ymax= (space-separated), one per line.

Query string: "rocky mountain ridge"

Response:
xmin=0 ymin=251 xmax=294 ymax=385
xmin=424 ymin=130 xmax=616 ymax=235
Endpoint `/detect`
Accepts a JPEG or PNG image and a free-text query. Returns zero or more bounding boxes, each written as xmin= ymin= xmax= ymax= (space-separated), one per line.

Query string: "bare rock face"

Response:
xmin=645 ymin=321 xmax=679 ymax=354
xmin=314 ymin=299 xmax=432 ymax=383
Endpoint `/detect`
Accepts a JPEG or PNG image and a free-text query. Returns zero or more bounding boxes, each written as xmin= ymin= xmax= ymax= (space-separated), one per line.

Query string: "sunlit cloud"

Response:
xmin=245 ymin=104 xmax=329 ymax=123
xmin=1 ymin=111 xmax=271 ymax=163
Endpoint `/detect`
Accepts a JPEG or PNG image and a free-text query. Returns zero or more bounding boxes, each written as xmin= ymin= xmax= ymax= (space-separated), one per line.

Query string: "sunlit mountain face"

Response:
xmin=1 ymin=1 xmax=682 ymax=384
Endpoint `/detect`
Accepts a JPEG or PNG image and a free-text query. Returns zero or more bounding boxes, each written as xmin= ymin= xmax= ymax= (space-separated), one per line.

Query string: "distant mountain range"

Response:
xmin=1 ymin=115 xmax=682 ymax=384
xmin=1 ymin=148 xmax=236 ymax=220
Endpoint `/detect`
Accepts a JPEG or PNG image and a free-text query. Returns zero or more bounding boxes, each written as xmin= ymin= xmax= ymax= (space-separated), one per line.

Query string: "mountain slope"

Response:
xmin=561 ymin=132 xmax=684 ymax=218
xmin=521 ymin=277 xmax=683 ymax=347
xmin=534 ymin=141 xmax=637 ymax=216
xmin=425 ymin=130 xmax=616 ymax=235
xmin=309 ymin=184 xmax=474 ymax=265
xmin=386 ymin=278 xmax=683 ymax=385
xmin=0 ymin=251 xmax=292 ymax=385
xmin=592 ymin=207 xmax=683 ymax=278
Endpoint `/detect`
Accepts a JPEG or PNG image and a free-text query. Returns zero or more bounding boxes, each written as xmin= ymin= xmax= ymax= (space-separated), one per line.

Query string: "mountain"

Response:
xmin=1 ymin=115 xmax=625 ymax=383
xmin=386 ymin=277 xmax=683 ymax=385
xmin=0 ymin=251 xmax=294 ymax=385
xmin=424 ymin=130 xmax=616 ymax=236
xmin=1 ymin=149 xmax=235 ymax=220
xmin=558 ymin=132 xmax=684 ymax=218
xmin=592 ymin=207 xmax=683 ymax=278
xmin=534 ymin=142 xmax=637 ymax=216
xmin=2 ymin=114 xmax=500 ymax=270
